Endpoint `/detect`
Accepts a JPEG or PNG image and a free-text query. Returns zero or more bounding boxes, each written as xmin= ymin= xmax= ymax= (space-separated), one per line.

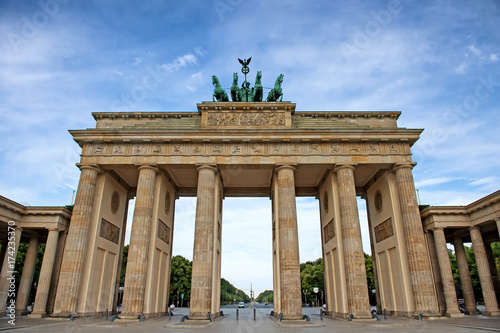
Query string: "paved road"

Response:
xmin=1 ymin=306 xmax=499 ymax=332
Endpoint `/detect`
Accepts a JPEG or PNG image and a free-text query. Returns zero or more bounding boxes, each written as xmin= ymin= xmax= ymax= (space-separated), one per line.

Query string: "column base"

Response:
xmin=28 ymin=312 xmax=48 ymax=319
xmin=281 ymin=315 xmax=304 ymax=320
xmin=482 ymin=310 xmax=500 ymax=316
xmin=445 ymin=312 xmax=465 ymax=318
xmin=188 ymin=313 xmax=210 ymax=320
xmin=118 ymin=314 xmax=143 ymax=321
xmin=50 ymin=311 xmax=78 ymax=318
xmin=413 ymin=311 xmax=443 ymax=319
xmin=465 ymin=308 xmax=481 ymax=315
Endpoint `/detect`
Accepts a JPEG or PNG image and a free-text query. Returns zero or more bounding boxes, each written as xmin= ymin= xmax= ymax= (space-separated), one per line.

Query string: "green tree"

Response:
xmin=120 ymin=244 xmax=128 ymax=285
xmin=169 ymin=255 xmax=192 ymax=306
xmin=364 ymin=253 xmax=376 ymax=305
xmin=5 ymin=242 xmax=46 ymax=307
xmin=256 ymin=290 xmax=273 ymax=303
xmin=300 ymin=258 xmax=324 ymax=305
xmin=220 ymin=278 xmax=250 ymax=305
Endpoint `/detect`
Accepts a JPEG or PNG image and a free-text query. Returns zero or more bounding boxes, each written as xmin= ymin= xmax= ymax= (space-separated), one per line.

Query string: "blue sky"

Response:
xmin=1 ymin=0 xmax=499 ymax=297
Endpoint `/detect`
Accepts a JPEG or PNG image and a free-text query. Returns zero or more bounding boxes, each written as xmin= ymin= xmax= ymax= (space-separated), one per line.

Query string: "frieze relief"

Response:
xmin=84 ymin=142 xmax=409 ymax=157
xmin=99 ymin=218 xmax=120 ymax=244
xmin=158 ymin=219 xmax=171 ymax=244
xmin=374 ymin=218 xmax=394 ymax=243
xmin=206 ymin=112 xmax=285 ymax=127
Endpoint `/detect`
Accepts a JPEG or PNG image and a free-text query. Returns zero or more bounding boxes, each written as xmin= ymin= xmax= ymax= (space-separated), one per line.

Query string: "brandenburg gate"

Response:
xmin=47 ymin=95 xmax=444 ymax=320
xmin=37 ymin=61 xmax=474 ymax=322
xmin=2 ymin=62 xmax=499 ymax=322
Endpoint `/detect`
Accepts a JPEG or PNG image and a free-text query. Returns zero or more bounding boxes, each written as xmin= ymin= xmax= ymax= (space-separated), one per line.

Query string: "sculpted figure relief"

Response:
xmin=206 ymin=112 xmax=285 ymax=126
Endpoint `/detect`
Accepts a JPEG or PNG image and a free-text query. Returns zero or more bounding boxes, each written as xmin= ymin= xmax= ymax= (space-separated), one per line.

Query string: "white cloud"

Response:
xmin=468 ymin=44 xmax=482 ymax=57
xmin=453 ymin=62 xmax=467 ymax=74
xmin=415 ymin=177 xmax=456 ymax=188
xmin=161 ymin=54 xmax=198 ymax=73
xmin=490 ymin=54 xmax=499 ymax=62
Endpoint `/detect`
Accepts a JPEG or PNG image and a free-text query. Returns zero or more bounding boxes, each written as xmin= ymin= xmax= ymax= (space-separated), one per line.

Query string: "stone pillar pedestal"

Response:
xmin=432 ymin=229 xmax=462 ymax=317
xmin=275 ymin=165 xmax=302 ymax=320
xmin=334 ymin=164 xmax=371 ymax=318
xmin=53 ymin=164 xmax=100 ymax=316
xmin=0 ymin=227 xmax=22 ymax=315
xmin=189 ymin=165 xmax=218 ymax=320
xmin=453 ymin=235 xmax=480 ymax=315
xmin=469 ymin=227 xmax=500 ymax=316
xmin=120 ymin=165 xmax=158 ymax=319
xmin=393 ymin=163 xmax=439 ymax=316
xmin=16 ymin=236 xmax=39 ymax=314
xmin=29 ymin=228 xmax=61 ymax=318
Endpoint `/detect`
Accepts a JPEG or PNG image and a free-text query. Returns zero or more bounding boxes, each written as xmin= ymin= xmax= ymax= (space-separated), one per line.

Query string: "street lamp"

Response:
xmin=302 ymin=289 xmax=307 ymax=306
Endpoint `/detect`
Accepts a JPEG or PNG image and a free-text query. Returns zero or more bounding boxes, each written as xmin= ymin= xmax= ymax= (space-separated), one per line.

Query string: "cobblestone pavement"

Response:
xmin=1 ymin=307 xmax=499 ymax=332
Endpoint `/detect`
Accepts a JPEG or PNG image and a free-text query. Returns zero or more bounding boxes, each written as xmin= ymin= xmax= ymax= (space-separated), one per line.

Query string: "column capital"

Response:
xmin=275 ymin=164 xmax=296 ymax=173
xmin=469 ymin=226 xmax=480 ymax=232
xmin=136 ymin=164 xmax=159 ymax=173
xmin=333 ymin=163 xmax=356 ymax=173
xmin=433 ymin=227 xmax=445 ymax=232
xmin=392 ymin=162 xmax=417 ymax=173
xmin=46 ymin=227 xmax=63 ymax=232
xmin=76 ymin=163 xmax=102 ymax=173
xmin=196 ymin=164 xmax=218 ymax=173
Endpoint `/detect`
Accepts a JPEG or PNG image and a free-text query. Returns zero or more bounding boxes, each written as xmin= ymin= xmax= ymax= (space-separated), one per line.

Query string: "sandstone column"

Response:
xmin=16 ymin=236 xmax=39 ymax=314
xmin=120 ymin=165 xmax=158 ymax=319
xmin=393 ymin=163 xmax=439 ymax=315
xmin=426 ymin=231 xmax=446 ymax=313
xmin=485 ymin=242 xmax=500 ymax=305
xmin=29 ymin=228 xmax=61 ymax=318
xmin=469 ymin=227 xmax=500 ymax=316
xmin=453 ymin=235 xmax=479 ymax=315
xmin=189 ymin=165 xmax=218 ymax=320
xmin=334 ymin=164 xmax=371 ymax=318
xmin=46 ymin=229 xmax=67 ymax=314
xmin=275 ymin=165 xmax=302 ymax=320
xmin=53 ymin=164 xmax=100 ymax=316
xmin=0 ymin=226 xmax=22 ymax=315
xmin=432 ymin=228 xmax=462 ymax=316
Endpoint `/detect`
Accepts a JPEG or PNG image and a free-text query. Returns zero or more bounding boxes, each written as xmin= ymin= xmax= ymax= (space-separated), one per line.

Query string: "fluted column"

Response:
xmin=29 ymin=228 xmax=61 ymax=318
xmin=120 ymin=165 xmax=158 ymax=319
xmin=485 ymin=242 xmax=500 ymax=305
xmin=334 ymin=164 xmax=371 ymax=318
xmin=53 ymin=164 xmax=100 ymax=315
xmin=432 ymin=228 xmax=462 ymax=316
xmin=470 ymin=227 xmax=500 ymax=316
xmin=46 ymin=229 xmax=67 ymax=314
xmin=189 ymin=165 xmax=218 ymax=320
xmin=0 ymin=226 xmax=22 ymax=315
xmin=275 ymin=165 xmax=302 ymax=320
xmin=393 ymin=163 xmax=439 ymax=315
xmin=453 ymin=235 xmax=479 ymax=315
xmin=16 ymin=236 xmax=39 ymax=314
xmin=426 ymin=231 xmax=446 ymax=313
